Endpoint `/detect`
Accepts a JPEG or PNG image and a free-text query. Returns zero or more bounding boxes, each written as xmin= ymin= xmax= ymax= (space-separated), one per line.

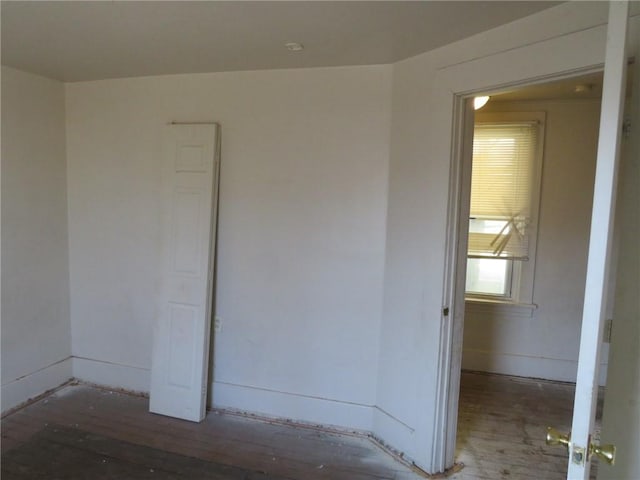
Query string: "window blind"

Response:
xmin=468 ymin=122 xmax=538 ymax=260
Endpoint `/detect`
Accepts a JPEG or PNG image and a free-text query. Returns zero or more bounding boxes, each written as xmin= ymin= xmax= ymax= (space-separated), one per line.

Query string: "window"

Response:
xmin=465 ymin=112 xmax=545 ymax=303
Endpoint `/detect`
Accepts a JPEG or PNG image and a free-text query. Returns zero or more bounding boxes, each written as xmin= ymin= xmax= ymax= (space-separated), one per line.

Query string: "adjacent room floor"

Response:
xmin=452 ymin=371 xmax=602 ymax=480
xmin=1 ymin=372 xmax=601 ymax=479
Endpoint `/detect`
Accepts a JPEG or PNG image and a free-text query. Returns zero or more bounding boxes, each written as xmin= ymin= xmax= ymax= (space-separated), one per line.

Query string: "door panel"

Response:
xmin=567 ymin=2 xmax=629 ymax=478
xmin=149 ymin=124 xmax=220 ymax=422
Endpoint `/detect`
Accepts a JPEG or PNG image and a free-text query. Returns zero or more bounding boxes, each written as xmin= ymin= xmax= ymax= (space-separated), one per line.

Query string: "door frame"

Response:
xmin=431 ymin=19 xmax=617 ymax=472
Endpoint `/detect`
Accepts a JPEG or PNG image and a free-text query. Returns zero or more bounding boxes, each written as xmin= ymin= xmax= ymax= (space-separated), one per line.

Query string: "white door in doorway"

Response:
xmin=432 ymin=1 xmax=632 ymax=476
xmin=149 ymin=124 xmax=221 ymax=422
xmin=567 ymin=2 xmax=629 ymax=478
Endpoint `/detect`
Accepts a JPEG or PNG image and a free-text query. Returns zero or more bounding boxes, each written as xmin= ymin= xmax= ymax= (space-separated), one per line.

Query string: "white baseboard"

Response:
xmin=1 ymin=357 xmax=73 ymax=413
xmin=72 ymin=357 xmax=150 ymax=393
xmin=462 ymin=349 xmax=608 ymax=385
xmin=372 ymin=405 xmax=417 ymax=462
xmin=212 ymin=381 xmax=374 ymax=432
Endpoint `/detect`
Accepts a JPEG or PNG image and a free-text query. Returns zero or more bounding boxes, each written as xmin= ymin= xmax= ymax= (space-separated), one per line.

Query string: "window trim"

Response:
xmin=465 ymin=111 xmax=546 ymax=305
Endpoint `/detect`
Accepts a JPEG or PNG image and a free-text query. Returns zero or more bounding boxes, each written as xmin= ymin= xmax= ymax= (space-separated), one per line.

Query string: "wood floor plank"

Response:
xmin=2 ymin=386 xmax=413 ymax=480
xmin=448 ymin=371 xmax=603 ymax=480
xmin=1 ymin=372 xmax=605 ymax=479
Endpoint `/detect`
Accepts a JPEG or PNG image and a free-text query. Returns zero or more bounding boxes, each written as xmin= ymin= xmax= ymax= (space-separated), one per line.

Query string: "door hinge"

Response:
xmin=623 ymin=118 xmax=631 ymax=138
xmin=443 ymin=307 xmax=450 ymax=317
xmin=604 ymin=318 xmax=613 ymax=343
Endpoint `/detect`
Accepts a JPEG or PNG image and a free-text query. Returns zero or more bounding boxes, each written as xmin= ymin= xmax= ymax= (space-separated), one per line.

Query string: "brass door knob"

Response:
xmin=546 ymin=426 xmax=570 ymax=450
xmin=591 ymin=443 xmax=616 ymax=465
xmin=546 ymin=426 xmax=615 ymax=465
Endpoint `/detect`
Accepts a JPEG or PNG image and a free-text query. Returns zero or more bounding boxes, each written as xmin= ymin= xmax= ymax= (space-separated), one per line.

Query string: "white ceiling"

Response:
xmin=1 ymin=1 xmax=563 ymax=83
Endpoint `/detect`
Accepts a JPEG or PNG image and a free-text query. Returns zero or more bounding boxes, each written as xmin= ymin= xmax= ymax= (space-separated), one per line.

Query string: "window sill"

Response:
xmin=465 ymin=297 xmax=538 ymax=318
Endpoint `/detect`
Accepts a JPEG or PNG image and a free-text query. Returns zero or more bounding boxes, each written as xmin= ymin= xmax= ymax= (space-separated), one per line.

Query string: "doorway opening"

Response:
xmin=453 ymin=71 xmax=617 ymax=478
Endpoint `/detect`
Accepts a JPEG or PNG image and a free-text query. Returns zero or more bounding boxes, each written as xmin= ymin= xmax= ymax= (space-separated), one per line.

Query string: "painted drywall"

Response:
xmin=377 ymin=1 xmax=640 ymax=471
xmin=65 ymin=65 xmax=391 ymax=429
xmin=599 ymin=29 xmax=640 ymax=480
xmin=1 ymin=66 xmax=72 ymax=412
xmin=462 ymin=99 xmax=607 ymax=383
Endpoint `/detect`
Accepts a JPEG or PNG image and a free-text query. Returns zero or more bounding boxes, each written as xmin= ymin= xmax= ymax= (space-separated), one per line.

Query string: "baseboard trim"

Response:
xmin=214 ymin=405 xmax=427 ymax=478
xmin=462 ymin=349 xmax=608 ymax=385
xmin=1 ymin=357 xmax=73 ymax=414
xmin=371 ymin=405 xmax=419 ymax=466
xmin=72 ymin=357 xmax=150 ymax=393
xmin=212 ymin=380 xmax=374 ymax=432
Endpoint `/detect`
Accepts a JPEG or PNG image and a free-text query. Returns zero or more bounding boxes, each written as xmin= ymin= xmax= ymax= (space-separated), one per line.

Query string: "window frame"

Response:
xmin=465 ymin=111 xmax=546 ymax=306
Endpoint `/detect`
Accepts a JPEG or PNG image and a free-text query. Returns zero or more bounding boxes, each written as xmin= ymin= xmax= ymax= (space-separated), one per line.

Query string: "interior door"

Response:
xmin=559 ymin=2 xmax=629 ymax=478
xmin=149 ymin=123 xmax=221 ymax=422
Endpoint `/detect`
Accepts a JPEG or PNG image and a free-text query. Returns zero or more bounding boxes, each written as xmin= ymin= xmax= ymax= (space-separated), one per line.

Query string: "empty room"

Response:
xmin=1 ymin=2 xmax=639 ymax=479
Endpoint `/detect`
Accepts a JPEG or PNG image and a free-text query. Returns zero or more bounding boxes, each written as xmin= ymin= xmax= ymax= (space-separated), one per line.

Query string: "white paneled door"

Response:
xmin=149 ymin=124 xmax=221 ymax=422
xmin=566 ymin=2 xmax=629 ymax=478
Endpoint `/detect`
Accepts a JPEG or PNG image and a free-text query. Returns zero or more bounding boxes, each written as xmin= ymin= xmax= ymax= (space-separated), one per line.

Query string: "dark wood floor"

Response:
xmin=1 ymin=384 xmax=421 ymax=480
xmin=1 ymin=372 xmax=602 ymax=479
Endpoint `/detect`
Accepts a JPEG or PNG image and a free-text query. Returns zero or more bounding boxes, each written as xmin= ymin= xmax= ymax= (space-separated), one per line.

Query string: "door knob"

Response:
xmin=546 ymin=426 xmax=570 ymax=450
xmin=547 ymin=427 xmax=616 ymax=465
xmin=591 ymin=443 xmax=616 ymax=465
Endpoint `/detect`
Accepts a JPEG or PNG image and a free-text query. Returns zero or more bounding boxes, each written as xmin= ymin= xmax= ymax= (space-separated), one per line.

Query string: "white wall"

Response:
xmin=65 ymin=65 xmax=392 ymax=429
xmin=1 ymin=66 xmax=72 ymax=412
xmin=462 ymin=99 xmax=606 ymax=383
xmin=378 ymin=1 xmax=640 ymax=471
